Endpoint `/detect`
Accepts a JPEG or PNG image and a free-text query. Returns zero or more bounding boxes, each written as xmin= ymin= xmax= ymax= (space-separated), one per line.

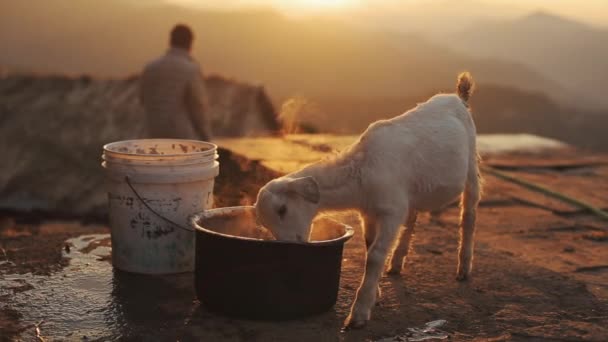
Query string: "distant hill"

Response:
xmin=3 ymin=1 xmax=605 ymax=152
xmin=0 ymin=1 xmax=566 ymax=105
xmin=471 ymin=84 xmax=608 ymax=151
xmin=296 ymin=84 xmax=608 ymax=152
xmin=440 ymin=11 xmax=608 ymax=110
xmin=346 ymin=0 xmax=523 ymax=36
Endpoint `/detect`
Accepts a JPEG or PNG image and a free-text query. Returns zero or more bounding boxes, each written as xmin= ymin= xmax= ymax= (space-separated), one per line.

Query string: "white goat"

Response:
xmin=255 ymin=73 xmax=481 ymax=328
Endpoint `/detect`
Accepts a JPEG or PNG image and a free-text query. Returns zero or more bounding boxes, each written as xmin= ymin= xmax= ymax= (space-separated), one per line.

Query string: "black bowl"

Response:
xmin=190 ymin=206 xmax=354 ymax=320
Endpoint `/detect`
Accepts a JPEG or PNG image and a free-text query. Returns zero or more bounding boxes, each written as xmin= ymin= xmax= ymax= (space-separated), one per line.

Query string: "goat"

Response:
xmin=255 ymin=72 xmax=481 ymax=328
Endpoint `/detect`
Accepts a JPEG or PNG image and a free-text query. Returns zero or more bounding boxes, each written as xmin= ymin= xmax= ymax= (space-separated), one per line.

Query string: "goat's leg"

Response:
xmin=363 ymin=215 xmax=382 ymax=298
xmin=363 ymin=215 xmax=377 ymax=251
xmin=345 ymin=213 xmax=403 ymax=328
xmin=387 ymin=210 xmax=417 ymax=275
xmin=456 ymin=160 xmax=481 ymax=281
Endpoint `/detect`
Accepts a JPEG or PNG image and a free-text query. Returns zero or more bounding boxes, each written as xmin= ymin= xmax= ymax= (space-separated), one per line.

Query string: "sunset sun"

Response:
xmin=293 ymin=0 xmax=352 ymax=9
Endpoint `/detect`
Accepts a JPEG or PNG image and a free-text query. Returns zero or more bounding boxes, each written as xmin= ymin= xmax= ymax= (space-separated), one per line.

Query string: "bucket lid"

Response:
xmin=104 ymin=138 xmax=216 ymax=156
xmin=103 ymin=139 xmax=217 ymax=164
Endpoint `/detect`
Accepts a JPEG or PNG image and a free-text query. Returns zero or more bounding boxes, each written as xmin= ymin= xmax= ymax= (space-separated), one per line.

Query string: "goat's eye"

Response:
xmin=277 ymin=205 xmax=287 ymax=219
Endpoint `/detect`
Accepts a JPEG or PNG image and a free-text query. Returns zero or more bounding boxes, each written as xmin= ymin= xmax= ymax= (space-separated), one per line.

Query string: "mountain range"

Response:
xmin=438 ymin=11 xmax=608 ymax=109
xmin=1 ymin=0 xmax=607 ymax=152
xmin=0 ymin=1 xmax=579 ymax=105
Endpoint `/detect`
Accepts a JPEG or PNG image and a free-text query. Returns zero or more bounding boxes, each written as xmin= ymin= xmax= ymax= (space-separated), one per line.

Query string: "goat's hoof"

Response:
xmin=343 ymin=309 xmax=370 ymax=330
xmin=343 ymin=317 xmax=367 ymax=330
xmin=456 ymin=271 xmax=469 ymax=281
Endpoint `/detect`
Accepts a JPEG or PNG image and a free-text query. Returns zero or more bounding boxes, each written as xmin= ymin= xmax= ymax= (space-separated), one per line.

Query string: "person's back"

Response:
xmin=140 ymin=24 xmax=212 ymax=141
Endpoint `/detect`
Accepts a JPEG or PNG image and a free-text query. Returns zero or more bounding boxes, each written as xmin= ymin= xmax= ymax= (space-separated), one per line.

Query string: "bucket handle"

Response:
xmin=125 ymin=176 xmax=194 ymax=232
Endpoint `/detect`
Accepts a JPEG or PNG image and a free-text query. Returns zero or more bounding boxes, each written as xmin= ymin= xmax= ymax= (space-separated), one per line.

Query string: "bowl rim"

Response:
xmin=190 ymin=206 xmax=354 ymax=246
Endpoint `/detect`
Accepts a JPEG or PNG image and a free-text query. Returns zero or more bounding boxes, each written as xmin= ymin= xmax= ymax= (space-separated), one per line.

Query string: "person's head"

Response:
xmin=170 ymin=24 xmax=194 ymax=51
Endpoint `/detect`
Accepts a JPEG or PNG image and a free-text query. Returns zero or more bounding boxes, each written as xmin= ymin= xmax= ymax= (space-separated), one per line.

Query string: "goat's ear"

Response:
xmin=287 ymin=177 xmax=320 ymax=204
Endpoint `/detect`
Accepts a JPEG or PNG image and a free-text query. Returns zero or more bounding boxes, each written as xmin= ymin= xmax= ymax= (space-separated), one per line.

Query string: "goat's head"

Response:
xmin=255 ymin=176 xmax=320 ymax=242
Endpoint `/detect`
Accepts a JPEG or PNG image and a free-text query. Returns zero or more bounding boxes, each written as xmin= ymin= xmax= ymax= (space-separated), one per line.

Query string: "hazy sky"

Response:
xmin=167 ymin=0 xmax=608 ymax=27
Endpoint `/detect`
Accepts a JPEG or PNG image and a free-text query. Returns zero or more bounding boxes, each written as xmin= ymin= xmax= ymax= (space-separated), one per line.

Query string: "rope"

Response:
xmin=125 ymin=176 xmax=194 ymax=232
xmin=481 ymin=166 xmax=608 ymax=222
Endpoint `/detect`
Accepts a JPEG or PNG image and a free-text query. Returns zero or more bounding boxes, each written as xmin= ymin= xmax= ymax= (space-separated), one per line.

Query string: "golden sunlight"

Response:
xmin=291 ymin=0 xmax=353 ymax=9
xmin=167 ymin=0 xmax=362 ymax=16
xmin=281 ymin=0 xmax=359 ymax=13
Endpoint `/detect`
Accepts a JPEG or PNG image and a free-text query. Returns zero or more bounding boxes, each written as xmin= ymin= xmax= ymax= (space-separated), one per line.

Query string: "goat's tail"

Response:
xmin=457 ymin=72 xmax=475 ymax=104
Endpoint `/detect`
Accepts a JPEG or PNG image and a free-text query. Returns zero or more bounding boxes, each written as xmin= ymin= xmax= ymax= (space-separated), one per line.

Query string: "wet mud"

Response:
xmin=1 ymin=209 xmax=607 ymax=341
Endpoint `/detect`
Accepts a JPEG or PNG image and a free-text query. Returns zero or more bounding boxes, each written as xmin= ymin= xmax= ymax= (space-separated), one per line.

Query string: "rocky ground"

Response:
xmin=1 ymin=135 xmax=607 ymax=341
xmin=0 ymin=74 xmax=279 ymax=218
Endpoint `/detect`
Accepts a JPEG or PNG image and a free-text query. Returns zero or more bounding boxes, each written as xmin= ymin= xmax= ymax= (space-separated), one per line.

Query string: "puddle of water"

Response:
xmin=0 ymin=234 xmax=196 ymax=340
xmin=374 ymin=320 xmax=449 ymax=342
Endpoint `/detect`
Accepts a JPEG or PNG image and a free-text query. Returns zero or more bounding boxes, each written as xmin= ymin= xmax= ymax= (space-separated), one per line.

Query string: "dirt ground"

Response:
xmin=1 ymin=145 xmax=607 ymax=341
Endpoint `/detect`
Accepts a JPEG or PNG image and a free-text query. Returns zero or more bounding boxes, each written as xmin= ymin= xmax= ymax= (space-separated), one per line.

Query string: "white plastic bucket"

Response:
xmin=102 ymin=139 xmax=219 ymax=274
